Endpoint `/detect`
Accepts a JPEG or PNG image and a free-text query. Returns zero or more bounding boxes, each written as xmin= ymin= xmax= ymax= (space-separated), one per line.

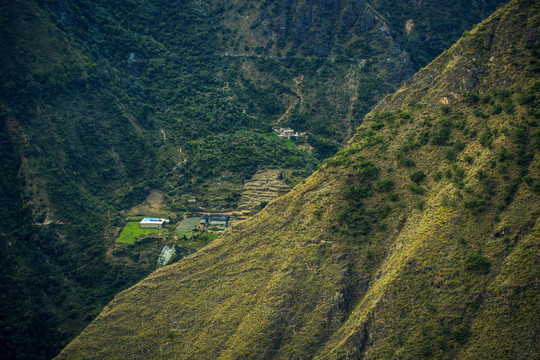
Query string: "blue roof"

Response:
xmin=142 ymin=218 xmax=163 ymax=222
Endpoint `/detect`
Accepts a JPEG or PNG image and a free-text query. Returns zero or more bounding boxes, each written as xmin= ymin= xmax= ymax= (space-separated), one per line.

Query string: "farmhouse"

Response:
xmin=199 ymin=214 xmax=209 ymax=226
xmin=198 ymin=214 xmax=230 ymax=229
xmin=140 ymin=217 xmax=166 ymax=228
xmin=273 ymin=127 xmax=306 ymax=139
xmin=208 ymin=214 xmax=229 ymax=229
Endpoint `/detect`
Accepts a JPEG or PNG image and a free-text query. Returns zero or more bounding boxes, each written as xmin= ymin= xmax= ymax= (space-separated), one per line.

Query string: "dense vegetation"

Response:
xmin=0 ymin=0 xmax=509 ymax=358
xmin=57 ymin=0 xmax=539 ymax=358
xmin=243 ymin=0 xmax=507 ymax=68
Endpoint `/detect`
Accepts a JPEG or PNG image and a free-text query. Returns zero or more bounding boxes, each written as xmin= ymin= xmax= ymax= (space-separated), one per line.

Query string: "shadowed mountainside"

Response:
xmin=57 ymin=0 xmax=539 ymax=359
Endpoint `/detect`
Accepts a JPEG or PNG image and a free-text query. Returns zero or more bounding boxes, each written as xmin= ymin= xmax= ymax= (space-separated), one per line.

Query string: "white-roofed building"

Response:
xmin=139 ymin=218 xmax=166 ymax=228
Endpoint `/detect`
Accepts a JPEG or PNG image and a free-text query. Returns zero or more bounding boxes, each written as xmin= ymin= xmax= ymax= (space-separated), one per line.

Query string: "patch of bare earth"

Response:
xmin=129 ymin=190 xmax=165 ymax=215
xmin=276 ymin=74 xmax=304 ymax=125
xmin=405 ymin=19 xmax=414 ymax=35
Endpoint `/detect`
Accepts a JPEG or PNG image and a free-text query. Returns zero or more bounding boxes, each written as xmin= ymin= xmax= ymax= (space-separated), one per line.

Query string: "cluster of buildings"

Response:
xmin=199 ymin=214 xmax=230 ymax=230
xmin=139 ymin=215 xmax=230 ymax=230
xmin=273 ymin=127 xmax=306 ymax=139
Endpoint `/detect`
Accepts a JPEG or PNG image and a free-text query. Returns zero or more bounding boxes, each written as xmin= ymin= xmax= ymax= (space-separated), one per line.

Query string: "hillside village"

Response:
xmin=273 ymin=127 xmax=306 ymax=139
xmin=138 ymin=214 xmax=230 ymax=230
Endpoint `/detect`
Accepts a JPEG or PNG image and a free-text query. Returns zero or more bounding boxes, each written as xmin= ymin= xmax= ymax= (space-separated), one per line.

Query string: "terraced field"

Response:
xmin=237 ymin=169 xmax=291 ymax=210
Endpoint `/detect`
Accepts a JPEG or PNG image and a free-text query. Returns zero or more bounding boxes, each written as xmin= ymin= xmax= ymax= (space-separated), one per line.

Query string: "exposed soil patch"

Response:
xmin=276 ymin=74 xmax=304 ymax=125
xmin=129 ymin=190 xmax=165 ymax=215
xmin=405 ymin=19 xmax=414 ymax=35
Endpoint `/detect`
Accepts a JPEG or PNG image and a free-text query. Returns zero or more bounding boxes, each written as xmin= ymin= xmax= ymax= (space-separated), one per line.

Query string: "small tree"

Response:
xmin=410 ymin=170 xmax=426 ymax=183
xmin=465 ymin=253 xmax=491 ymax=274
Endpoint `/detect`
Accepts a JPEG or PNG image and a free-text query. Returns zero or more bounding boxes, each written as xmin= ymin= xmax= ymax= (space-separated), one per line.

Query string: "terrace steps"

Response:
xmin=238 ymin=169 xmax=291 ymax=210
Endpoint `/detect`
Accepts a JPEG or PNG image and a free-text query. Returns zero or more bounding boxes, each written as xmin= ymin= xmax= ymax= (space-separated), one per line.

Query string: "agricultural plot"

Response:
xmin=176 ymin=228 xmax=197 ymax=239
xmin=262 ymin=133 xmax=296 ymax=148
xmin=175 ymin=216 xmax=220 ymax=249
xmin=177 ymin=217 xmax=201 ymax=229
xmin=176 ymin=217 xmax=200 ymax=240
xmin=116 ymin=222 xmax=165 ymax=244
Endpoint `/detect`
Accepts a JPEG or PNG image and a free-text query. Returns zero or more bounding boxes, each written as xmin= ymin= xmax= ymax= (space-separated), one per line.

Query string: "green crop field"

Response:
xmin=116 ymin=222 xmax=165 ymax=244
xmin=202 ymin=233 xmax=220 ymax=241
xmin=176 ymin=228 xmax=196 ymax=239
xmin=262 ymin=133 xmax=296 ymax=148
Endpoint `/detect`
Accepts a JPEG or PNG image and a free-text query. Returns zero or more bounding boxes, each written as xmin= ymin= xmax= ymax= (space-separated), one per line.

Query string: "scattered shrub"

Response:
xmin=407 ymin=184 xmax=426 ymax=195
xmin=377 ymin=177 xmax=395 ymax=192
xmin=465 ymin=253 xmax=491 ymax=274
xmin=493 ymin=88 xmax=512 ymax=99
xmin=498 ymin=148 xmax=512 ymax=162
xmin=439 ymin=117 xmax=453 ymax=128
xmin=398 ymin=155 xmax=416 ymax=167
xmin=453 ymin=141 xmax=466 ymax=152
xmin=397 ymin=110 xmax=412 ymax=122
xmin=355 ymin=161 xmax=379 ymax=180
xmin=453 ymin=167 xmax=466 ymax=181
xmin=464 ymin=198 xmax=488 ymax=215
xmin=431 ymin=127 xmax=451 ymax=145
xmin=410 ymin=171 xmax=426 ymax=183
xmin=455 ymin=118 xmax=467 ymax=130
xmin=480 ymin=95 xmax=494 ymax=105
xmin=452 ymin=325 xmax=470 ymax=344
xmin=502 ymin=98 xmax=515 ymax=114
xmin=445 ymin=148 xmax=457 ymax=162
xmin=464 ymin=92 xmax=479 ymax=104
xmin=344 ymin=184 xmax=372 ymax=201
xmin=441 ymin=105 xmax=451 ymax=114
xmin=378 ymin=204 xmax=392 ymax=219
xmin=418 ymin=130 xmax=430 ymax=145
xmin=491 ymin=103 xmax=502 ymax=114
xmin=479 ymin=127 xmax=493 ymax=148
xmin=517 ymin=92 xmax=536 ymax=105
xmin=502 ymin=180 xmax=520 ymax=206
xmin=472 ymin=108 xmax=489 ymax=118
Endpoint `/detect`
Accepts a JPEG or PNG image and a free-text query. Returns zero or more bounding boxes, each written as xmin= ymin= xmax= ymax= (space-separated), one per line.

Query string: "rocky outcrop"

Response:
xmin=249 ymin=0 xmax=414 ymax=84
xmin=256 ymin=0 xmax=393 ymax=56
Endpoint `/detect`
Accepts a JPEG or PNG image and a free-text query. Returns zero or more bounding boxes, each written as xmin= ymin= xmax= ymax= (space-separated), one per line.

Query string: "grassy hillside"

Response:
xmin=56 ymin=0 xmax=539 ymax=359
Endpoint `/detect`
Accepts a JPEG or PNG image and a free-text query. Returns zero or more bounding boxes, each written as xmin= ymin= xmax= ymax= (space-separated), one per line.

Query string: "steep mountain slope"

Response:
xmin=0 ymin=0 xmax=512 ymax=358
xmin=223 ymin=0 xmax=506 ymax=68
xmin=0 ymin=1 xmax=156 ymax=357
xmin=57 ymin=0 xmax=540 ymax=359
